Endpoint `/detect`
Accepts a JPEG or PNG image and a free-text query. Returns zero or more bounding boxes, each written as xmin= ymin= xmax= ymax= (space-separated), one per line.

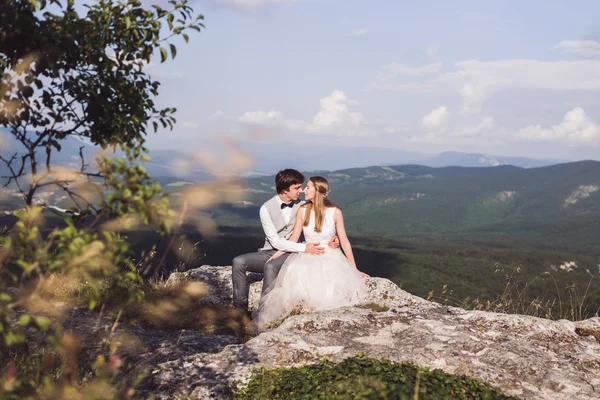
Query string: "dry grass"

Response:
xmin=428 ymin=264 xmax=599 ymax=321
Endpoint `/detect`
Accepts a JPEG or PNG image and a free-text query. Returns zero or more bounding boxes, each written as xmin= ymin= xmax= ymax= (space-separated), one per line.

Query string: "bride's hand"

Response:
xmin=359 ymin=271 xmax=370 ymax=278
xmin=327 ymin=235 xmax=340 ymax=249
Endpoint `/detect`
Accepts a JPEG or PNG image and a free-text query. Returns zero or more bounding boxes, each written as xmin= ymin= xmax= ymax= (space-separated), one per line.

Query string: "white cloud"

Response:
xmin=451 ymin=117 xmax=500 ymax=138
xmin=421 ymin=106 xmax=449 ymax=129
xmin=372 ymin=54 xmax=600 ymax=115
xmin=306 ymin=89 xmax=368 ymax=134
xmin=458 ymin=82 xmax=489 ymax=115
xmin=237 ymin=90 xmax=369 ymax=136
xmin=238 ymin=109 xmax=283 ymax=124
xmin=439 ymin=59 xmax=600 ymax=115
xmin=517 ymin=107 xmax=600 ymax=146
xmin=352 ymin=29 xmax=369 ymax=36
xmin=556 ymin=40 xmax=600 ymax=58
xmin=446 ymin=58 xmax=600 ymax=89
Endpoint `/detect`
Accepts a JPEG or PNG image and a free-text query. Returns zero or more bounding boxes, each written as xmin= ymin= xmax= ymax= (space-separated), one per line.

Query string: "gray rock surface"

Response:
xmin=152 ymin=265 xmax=600 ymax=399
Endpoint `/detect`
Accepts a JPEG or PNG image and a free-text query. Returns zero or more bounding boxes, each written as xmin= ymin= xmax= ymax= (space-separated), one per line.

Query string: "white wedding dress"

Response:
xmin=254 ymin=207 xmax=365 ymax=329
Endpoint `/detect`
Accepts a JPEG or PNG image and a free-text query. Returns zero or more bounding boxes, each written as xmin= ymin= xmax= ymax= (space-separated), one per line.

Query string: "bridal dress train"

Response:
xmin=254 ymin=207 xmax=365 ymax=329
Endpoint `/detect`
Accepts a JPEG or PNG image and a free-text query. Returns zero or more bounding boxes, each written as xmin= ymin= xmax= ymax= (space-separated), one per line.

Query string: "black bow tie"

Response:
xmin=281 ymin=201 xmax=294 ymax=209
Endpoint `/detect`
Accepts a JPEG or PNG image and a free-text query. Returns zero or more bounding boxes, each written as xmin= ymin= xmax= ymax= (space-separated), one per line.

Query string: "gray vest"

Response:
xmin=261 ymin=196 xmax=303 ymax=251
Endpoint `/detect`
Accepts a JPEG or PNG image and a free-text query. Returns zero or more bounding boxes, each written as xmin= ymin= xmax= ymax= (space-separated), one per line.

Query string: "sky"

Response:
xmin=135 ymin=0 xmax=600 ymax=161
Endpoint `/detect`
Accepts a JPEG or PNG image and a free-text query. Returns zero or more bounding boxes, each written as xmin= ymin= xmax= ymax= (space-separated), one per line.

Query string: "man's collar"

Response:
xmin=276 ymin=194 xmax=289 ymax=205
xmin=275 ymin=195 xmax=305 ymax=206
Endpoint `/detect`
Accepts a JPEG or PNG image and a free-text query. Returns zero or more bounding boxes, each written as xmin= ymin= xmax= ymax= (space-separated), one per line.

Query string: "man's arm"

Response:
xmin=268 ymin=208 xmax=306 ymax=261
xmin=260 ymin=205 xmax=306 ymax=253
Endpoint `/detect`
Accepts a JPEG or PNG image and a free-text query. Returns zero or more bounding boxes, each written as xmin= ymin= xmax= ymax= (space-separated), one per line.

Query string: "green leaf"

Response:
xmin=4 ymin=332 xmax=25 ymax=346
xmin=19 ymin=314 xmax=31 ymax=326
xmin=0 ymin=293 xmax=12 ymax=301
xmin=167 ymin=13 xmax=174 ymax=30
xmin=125 ymin=16 xmax=131 ymax=29
xmin=182 ymin=33 xmax=189 ymax=43
xmin=34 ymin=316 xmax=52 ymax=330
xmin=160 ymin=47 xmax=167 ymax=63
xmin=169 ymin=44 xmax=177 ymax=59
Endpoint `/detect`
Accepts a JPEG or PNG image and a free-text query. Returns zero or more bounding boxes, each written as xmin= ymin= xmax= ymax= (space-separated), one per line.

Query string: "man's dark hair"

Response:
xmin=275 ymin=169 xmax=305 ymax=194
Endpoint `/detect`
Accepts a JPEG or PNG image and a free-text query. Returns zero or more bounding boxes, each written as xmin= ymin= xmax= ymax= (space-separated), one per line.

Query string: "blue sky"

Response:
xmin=138 ymin=0 xmax=600 ymax=161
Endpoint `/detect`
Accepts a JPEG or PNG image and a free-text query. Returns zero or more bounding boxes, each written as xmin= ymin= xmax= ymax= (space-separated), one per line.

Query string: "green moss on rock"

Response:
xmin=357 ymin=303 xmax=390 ymax=312
xmin=235 ymin=354 xmax=519 ymax=400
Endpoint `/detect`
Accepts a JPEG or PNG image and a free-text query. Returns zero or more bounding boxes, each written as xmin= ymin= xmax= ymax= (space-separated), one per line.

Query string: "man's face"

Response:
xmin=284 ymin=183 xmax=303 ymax=201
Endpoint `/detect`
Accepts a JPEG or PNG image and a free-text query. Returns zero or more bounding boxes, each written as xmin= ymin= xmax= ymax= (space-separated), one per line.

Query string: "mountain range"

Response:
xmin=0 ymin=128 xmax=567 ymax=182
xmin=204 ymin=161 xmax=600 ymax=252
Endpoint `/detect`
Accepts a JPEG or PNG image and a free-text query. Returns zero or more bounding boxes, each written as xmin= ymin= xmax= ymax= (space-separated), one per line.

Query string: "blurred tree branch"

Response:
xmin=0 ymin=0 xmax=204 ymax=218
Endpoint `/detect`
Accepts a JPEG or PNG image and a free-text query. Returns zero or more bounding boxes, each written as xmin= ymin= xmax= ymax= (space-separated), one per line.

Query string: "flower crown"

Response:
xmin=322 ymin=190 xmax=330 ymax=198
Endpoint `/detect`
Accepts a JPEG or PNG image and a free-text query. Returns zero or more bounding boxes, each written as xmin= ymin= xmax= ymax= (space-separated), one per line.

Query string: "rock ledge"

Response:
xmin=153 ymin=265 xmax=600 ymax=400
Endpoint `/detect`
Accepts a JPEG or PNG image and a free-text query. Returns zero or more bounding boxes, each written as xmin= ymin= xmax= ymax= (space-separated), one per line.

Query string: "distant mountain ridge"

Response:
xmin=143 ymin=147 xmax=569 ymax=176
xmin=0 ymin=127 xmax=572 ymax=183
xmin=421 ymin=151 xmax=565 ymax=168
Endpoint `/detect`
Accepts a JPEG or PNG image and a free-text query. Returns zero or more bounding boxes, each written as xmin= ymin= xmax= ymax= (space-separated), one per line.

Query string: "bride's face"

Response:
xmin=304 ymin=180 xmax=316 ymax=201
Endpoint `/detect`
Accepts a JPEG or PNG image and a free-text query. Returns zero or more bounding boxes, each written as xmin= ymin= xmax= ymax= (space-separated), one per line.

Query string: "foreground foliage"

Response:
xmin=0 ymin=0 xmax=204 ymax=398
xmin=235 ymin=354 xmax=519 ymax=400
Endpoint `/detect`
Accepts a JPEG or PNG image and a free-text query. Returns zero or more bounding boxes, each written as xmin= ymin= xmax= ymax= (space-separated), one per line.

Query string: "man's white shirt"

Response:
xmin=259 ymin=196 xmax=306 ymax=253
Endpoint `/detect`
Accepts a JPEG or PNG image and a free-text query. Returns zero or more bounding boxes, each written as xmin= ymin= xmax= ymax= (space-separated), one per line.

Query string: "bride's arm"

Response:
xmin=268 ymin=207 xmax=305 ymax=261
xmin=334 ymin=208 xmax=369 ymax=277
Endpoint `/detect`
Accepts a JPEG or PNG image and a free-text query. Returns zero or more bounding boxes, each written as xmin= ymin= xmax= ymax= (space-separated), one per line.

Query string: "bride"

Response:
xmin=254 ymin=176 xmax=369 ymax=329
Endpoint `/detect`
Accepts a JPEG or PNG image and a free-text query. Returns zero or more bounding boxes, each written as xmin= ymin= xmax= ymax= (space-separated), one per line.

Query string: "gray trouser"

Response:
xmin=231 ymin=249 xmax=291 ymax=310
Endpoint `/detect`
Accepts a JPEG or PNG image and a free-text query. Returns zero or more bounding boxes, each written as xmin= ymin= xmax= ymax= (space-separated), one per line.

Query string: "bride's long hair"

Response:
xmin=303 ymin=176 xmax=336 ymax=233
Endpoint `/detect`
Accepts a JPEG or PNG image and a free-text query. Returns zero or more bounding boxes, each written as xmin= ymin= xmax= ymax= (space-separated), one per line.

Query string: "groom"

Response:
xmin=231 ymin=169 xmax=338 ymax=311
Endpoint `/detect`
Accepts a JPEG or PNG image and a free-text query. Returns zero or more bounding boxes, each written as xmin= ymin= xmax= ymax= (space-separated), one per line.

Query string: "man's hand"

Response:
xmin=267 ymin=250 xmax=286 ymax=262
xmin=327 ymin=235 xmax=340 ymax=249
xmin=305 ymin=242 xmax=325 ymax=255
